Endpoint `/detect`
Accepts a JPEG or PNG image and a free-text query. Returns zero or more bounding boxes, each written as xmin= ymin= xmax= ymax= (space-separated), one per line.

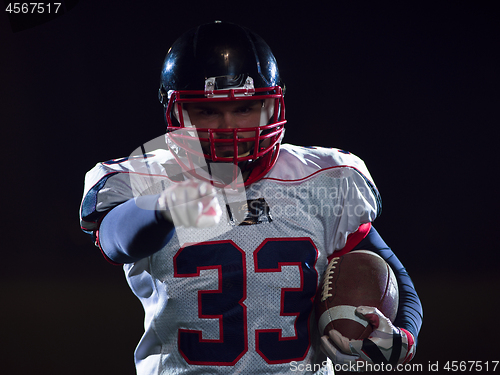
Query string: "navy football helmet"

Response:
xmin=159 ymin=21 xmax=286 ymax=187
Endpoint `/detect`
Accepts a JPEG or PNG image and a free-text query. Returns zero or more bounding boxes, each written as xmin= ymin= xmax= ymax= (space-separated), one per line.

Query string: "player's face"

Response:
xmin=184 ymin=100 xmax=262 ymax=158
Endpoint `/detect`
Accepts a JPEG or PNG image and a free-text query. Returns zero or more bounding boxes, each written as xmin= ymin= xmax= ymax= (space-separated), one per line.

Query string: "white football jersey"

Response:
xmin=80 ymin=144 xmax=380 ymax=374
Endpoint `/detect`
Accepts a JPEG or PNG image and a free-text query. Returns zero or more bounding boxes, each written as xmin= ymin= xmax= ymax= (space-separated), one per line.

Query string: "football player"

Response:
xmin=80 ymin=21 xmax=422 ymax=374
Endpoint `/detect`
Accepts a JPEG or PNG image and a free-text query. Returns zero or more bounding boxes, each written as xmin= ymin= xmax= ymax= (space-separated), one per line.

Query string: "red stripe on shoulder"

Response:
xmin=95 ymin=211 xmax=123 ymax=266
xmin=95 ymin=228 xmax=123 ymax=266
xmin=328 ymin=222 xmax=371 ymax=261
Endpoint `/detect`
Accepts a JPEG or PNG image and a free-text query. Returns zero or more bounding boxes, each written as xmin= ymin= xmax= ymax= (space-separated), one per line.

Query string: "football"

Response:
xmin=315 ymin=250 xmax=399 ymax=340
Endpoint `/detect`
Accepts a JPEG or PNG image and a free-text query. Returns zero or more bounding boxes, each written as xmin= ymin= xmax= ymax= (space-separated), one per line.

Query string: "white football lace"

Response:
xmin=321 ymin=257 xmax=340 ymax=302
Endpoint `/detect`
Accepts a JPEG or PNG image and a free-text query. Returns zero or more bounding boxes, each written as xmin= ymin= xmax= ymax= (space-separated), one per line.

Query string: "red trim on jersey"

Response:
xmin=400 ymin=328 xmax=415 ymax=363
xmin=178 ymin=264 xmax=225 ymax=343
xmin=173 ymin=240 xmax=248 ymax=366
xmin=328 ymin=222 xmax=372 ymax=261
xmin=94 ymin=211 xmax=123 ymax=266
xmin=253 ymin=237 xmax=318 ymax=364
xmin=261 ymin=164 xmax=377 ymax=190
xmin=95 ymin=230 xmax=122 ymax=265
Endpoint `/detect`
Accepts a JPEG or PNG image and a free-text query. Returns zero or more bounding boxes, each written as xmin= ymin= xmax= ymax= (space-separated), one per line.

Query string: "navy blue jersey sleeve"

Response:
xmin=352 ymin=226 xmax=423 ymax=344
xmin=98 ymin=194 xmax=175 ymax=264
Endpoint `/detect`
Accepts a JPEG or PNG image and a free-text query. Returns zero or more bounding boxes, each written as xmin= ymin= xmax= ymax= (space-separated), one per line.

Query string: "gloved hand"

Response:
xmin=321 ymin=306 xmax=415 ymax=366
xmin=157 ymin=180 xmax=222 ymax=228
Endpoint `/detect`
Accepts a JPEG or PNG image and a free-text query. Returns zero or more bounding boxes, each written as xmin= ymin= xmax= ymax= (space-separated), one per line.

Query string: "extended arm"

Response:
xmin=98 ymin=194 xmax=175 ymax=264
xmin=97 ymin=180 xmax=222 ymax=264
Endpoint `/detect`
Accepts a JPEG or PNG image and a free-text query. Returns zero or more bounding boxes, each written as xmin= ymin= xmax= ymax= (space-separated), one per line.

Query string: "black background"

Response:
xmin=1 ymin=0 xmax=499 ymax=373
